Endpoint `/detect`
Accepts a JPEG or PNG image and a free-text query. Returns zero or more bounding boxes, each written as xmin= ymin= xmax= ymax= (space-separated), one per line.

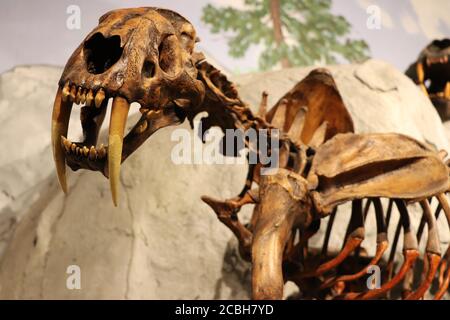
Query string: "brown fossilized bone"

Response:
xmin=52 ymin=7 xmax=205 ymax=205
xmin=52 ymin=7 xmax=450 ymax=300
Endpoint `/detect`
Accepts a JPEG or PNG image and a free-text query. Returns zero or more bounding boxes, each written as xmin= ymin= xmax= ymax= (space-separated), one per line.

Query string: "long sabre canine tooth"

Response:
xmin=416 ymin=62 xmax=425 ymax=83
xmin=108 ymin=96 xmax=130 ymax=206
xmin=51 ymin=87 xmax=73 ymax=193
xmin=445 ymin=82 xmax=450 ymax=99
xmin=416 ymin=62 xmax=428 ymax=96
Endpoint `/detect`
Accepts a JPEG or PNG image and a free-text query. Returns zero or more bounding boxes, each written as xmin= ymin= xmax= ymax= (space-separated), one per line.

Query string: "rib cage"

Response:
xmin=293 ymin=195 xmax=450 ymax=300
xmin=200 ymin=63 xmax=450 ymax=300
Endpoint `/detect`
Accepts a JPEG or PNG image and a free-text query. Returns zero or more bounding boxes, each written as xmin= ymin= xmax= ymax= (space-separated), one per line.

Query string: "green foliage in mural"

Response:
xmin=202 ymin=0 xmax=370 ymax=70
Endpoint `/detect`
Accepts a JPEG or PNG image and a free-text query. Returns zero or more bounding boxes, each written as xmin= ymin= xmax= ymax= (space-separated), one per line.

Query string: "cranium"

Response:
xmin=406 ymin=38 xmax=450 ymax=120
xmin=52 ymin=7 xmax=205 ymax=205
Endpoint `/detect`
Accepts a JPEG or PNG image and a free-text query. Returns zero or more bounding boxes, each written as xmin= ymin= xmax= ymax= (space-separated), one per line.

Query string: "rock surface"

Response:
xmin=0 ymin=59 xmax=449 ymax=299
xmin=236 ymin=59 xmax=448 ymax=151
xmin=0 ymin=122 xmax=251 ymax=299
xmin=0 ymin=66 xmax=85 ymax=255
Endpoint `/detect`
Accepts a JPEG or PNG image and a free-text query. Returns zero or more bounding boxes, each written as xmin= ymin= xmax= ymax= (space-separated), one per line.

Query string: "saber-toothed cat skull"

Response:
xmin=52 ymin=7 xmax=205 ymax=205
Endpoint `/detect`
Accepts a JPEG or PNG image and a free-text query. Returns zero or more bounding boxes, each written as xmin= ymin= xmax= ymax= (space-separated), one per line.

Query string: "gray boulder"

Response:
xmin=0 ymin=66 xmax=84 ymax=255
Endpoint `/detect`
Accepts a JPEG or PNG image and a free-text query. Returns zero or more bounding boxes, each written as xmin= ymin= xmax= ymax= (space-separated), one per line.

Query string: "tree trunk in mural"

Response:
xmin=202 ymin=0 xmax=370 ymax=70
xmin=269 ymin=0 xmax=292 ymax=69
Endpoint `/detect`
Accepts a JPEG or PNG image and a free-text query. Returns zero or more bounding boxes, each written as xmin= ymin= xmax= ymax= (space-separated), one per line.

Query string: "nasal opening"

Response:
xmin=84 ymin=32 xmax=123 ymax=74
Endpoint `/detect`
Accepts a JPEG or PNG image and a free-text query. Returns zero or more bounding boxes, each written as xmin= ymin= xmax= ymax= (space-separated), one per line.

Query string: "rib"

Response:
xmin=238 ymin=164 xmax=255 ymax=198
xmin=257 ymin=91 xmax=268 ymax=118
xmin=434 ymin=246 xmax=450 ymax=300
xmin=321 ymin=207 xmax=337 ymax=257
xmin=289 ymin=219 xmax=321 ymax=263
xmin=385 ymin=199 xmax=393 ymax=225
xmin=340 ymin=199 xmax=419 ymax=300
xmin=287 ymin=106 xmax=307 ymax=145
xmin=404 ymin=200 xmax=441 ymax=299
xmin=433 ymin=193 xmax=450 ymax=299
xmin=403 ymin=199 xmax=441 ymax=297
xmin=320 ymin=198 xmax=388 ymax=290
xmin=308 ymin=121 xmax=328 ymax=148
xmin=299 ymin=200 xmax=364 ymax=279
xmin=271 ymin=98 xmax=287 ymax=129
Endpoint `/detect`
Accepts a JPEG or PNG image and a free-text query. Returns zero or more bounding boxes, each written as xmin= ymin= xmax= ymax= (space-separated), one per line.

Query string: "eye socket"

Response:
xmin=158 ymin=34 xmax=181 ymax=76
xmin=84 ymin=32 xmax=123 ymax=74
xmin=431 ymin=39 xmax=450 ymax=49
xmin=142 ymin=60 xmax=155 ymax=78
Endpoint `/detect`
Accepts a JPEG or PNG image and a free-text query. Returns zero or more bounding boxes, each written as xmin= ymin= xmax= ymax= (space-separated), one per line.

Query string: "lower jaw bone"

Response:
xmin=108 ymin=96 xmax=130 ymax=206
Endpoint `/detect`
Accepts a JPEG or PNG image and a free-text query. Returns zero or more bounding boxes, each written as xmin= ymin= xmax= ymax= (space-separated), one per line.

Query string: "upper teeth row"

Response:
xmin=426 ymin=56 xmax=448 ymax=66
xmin=62 ymin=82 xmax=106 ymax=108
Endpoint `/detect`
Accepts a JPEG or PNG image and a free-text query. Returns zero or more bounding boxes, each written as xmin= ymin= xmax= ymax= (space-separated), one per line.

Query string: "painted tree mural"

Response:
xmin=202 ymin=0 xmax=370 ymax=70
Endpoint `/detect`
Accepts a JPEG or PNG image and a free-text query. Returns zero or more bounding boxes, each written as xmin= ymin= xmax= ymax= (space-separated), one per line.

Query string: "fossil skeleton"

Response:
xmin=51 ymin=8 xmax=450 ymax=300
xmin=406 ymin=38 xmax=450 ymax=121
